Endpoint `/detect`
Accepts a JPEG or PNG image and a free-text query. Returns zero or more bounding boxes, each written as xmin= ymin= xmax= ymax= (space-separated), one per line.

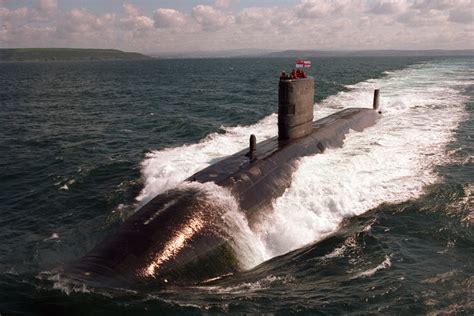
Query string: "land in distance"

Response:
xmin=0 ymin=48 xmax=151 ymax=62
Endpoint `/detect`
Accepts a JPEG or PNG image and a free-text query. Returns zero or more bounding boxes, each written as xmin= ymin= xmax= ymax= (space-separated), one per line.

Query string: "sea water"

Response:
xmin=0 ymin=56 xmax=472 ymax=314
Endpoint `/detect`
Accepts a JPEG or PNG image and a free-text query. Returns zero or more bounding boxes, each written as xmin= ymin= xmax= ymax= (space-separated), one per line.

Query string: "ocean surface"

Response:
xmin=0 ymin=56 xmax=472 ymax=315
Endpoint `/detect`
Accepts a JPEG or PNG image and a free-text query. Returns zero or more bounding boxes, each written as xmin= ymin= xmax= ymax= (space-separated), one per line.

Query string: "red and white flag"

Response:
xmin=295 ymin=59 xmax=311 ymax=68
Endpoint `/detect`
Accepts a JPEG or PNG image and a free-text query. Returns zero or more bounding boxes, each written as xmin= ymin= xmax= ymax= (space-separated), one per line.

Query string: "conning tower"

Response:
xmin=278 ymin=76 xmax=315 ymax=140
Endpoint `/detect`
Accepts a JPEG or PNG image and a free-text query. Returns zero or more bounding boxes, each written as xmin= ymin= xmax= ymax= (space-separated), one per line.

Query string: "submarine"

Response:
xmin=63 ymin=73 xmax=382 ymax=288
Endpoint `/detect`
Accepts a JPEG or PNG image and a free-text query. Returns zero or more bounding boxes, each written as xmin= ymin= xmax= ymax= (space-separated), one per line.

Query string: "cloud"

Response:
xmin=0 ymin=7 xmax=28 ymax=19
xmin=29 ymin=0 xmax=58 ymax=22
xmin=396 ymin=9 xmax=447 ymax=26
xmin=121 ymin=14 xmax=154 ymax=31
xmin=192 ymin=5 xmax=234 ymax=31
xmin=123 ymin=3 xmax=140 ymax=17
xmin=296 ymin=0 xmax=356 ymax=18
xmin=412 ymin=0 xmax=471 ymax=11
xmin=121 ymin=4 xmax=154 ymax=31
xmin=55 ymin=8 xmax=115 ymax=41
xmin=153 ymin=8 xmax=187 ymax=28
xmin=0 ymin=0 xmax=472 ymax=52
xmin=38 ymin=0 xmax=57 ymax=12
xmin=214 ymin=0 xmax=233 ymax=9
xmin=236 ymin=7 xmax=277 ymax=27
xmin=392 ymin=0 xmax=472 ymax=27
xmin=449 ymin=7 xmax=474 ymax=24
xmin=410 ymin=0 xmax=473 ymax=25
xmin=368 ymin=0 xmax=408 ymax=15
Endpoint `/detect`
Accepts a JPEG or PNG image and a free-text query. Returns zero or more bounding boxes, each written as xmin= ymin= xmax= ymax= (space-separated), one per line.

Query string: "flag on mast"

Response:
xmin=295 ymin=59 xmax=311 ymax=68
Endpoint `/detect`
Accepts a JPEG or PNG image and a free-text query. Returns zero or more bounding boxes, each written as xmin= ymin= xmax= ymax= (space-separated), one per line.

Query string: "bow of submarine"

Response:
xmin=63 ymin=107 xmax=380 ymax=288
xmin=64 ymin=186 xmax=240 ymax=288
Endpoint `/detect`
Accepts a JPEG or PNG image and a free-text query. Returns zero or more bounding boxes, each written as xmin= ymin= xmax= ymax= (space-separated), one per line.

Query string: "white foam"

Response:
xmin=198 ymin=274 xmax=294 ymax=294
xmin=38 ymin=271 xmax=92 ymax=296
xmin=38 ymin=271 xmax=137 ymax=296
xmin=321 ymin=245 xmax=346 ymax=260
xmin=191 ymin=182 xmax=269 ymax=268
xmin=137 ymin=59 xmax=472 ymax=267
xmin=136 ymin=114 xmax=277 ymax=204
xmin=351 ymin=255 xmax=392 ymax=279
xmin=43 ymin=233 xmax=60 ymax=242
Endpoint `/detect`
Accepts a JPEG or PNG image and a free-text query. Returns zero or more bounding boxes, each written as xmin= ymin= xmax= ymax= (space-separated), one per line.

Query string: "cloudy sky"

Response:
xmin=1 ymin=0 xmax=472 ymax=53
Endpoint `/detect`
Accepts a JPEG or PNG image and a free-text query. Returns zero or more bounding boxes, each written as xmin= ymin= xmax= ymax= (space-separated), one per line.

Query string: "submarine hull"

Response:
xmin=63 ymin=107 xmax=380 ymax=288
xmin=191 ymin=108 xmax=380 ymax=217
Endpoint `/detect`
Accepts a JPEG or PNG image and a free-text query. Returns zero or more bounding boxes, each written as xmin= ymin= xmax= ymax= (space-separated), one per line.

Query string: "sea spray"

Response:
xmin=136 ymin=114 xmax=277 ymax=204
xmin=200 ymin=182 xmax=270 ymax=268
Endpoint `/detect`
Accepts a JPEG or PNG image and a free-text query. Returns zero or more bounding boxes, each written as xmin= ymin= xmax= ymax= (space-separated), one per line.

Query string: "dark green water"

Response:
xmin=0 ymin=57 xmax=472 ymax=315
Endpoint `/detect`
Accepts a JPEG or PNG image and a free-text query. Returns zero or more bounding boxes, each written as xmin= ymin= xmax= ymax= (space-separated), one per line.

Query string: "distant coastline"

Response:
xmin=263 ymin=49 xmax=474 ymax=58
xmin=0 ymin=48 xmax=152 ymax=62
xmin=2 ymin=48 xmax=472 ymax=61
xmin=151 ymin=49 xmax=474 ymax=59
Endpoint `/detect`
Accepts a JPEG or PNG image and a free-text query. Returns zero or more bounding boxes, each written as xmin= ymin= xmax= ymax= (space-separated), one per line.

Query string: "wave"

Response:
xmin=350 ymin=255 xmax=392 ymax=280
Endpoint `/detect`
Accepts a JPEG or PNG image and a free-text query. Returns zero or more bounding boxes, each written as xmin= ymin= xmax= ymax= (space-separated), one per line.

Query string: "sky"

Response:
xmin=0 ymin=0 xmax=473 ymax=54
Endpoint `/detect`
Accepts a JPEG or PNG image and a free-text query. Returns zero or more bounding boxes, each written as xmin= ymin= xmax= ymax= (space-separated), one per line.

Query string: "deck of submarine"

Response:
xmin=188 ymin=107 xmax=378 ymax=192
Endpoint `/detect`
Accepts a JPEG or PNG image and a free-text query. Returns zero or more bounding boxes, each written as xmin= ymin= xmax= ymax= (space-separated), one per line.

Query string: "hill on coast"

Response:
xmin=0 ymin=48 xmax=151 ymax=62
xmin=151 ymin=49 xmax=474 ymax=59
xmin=263 ymin=49 xmax=474 ymax=58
